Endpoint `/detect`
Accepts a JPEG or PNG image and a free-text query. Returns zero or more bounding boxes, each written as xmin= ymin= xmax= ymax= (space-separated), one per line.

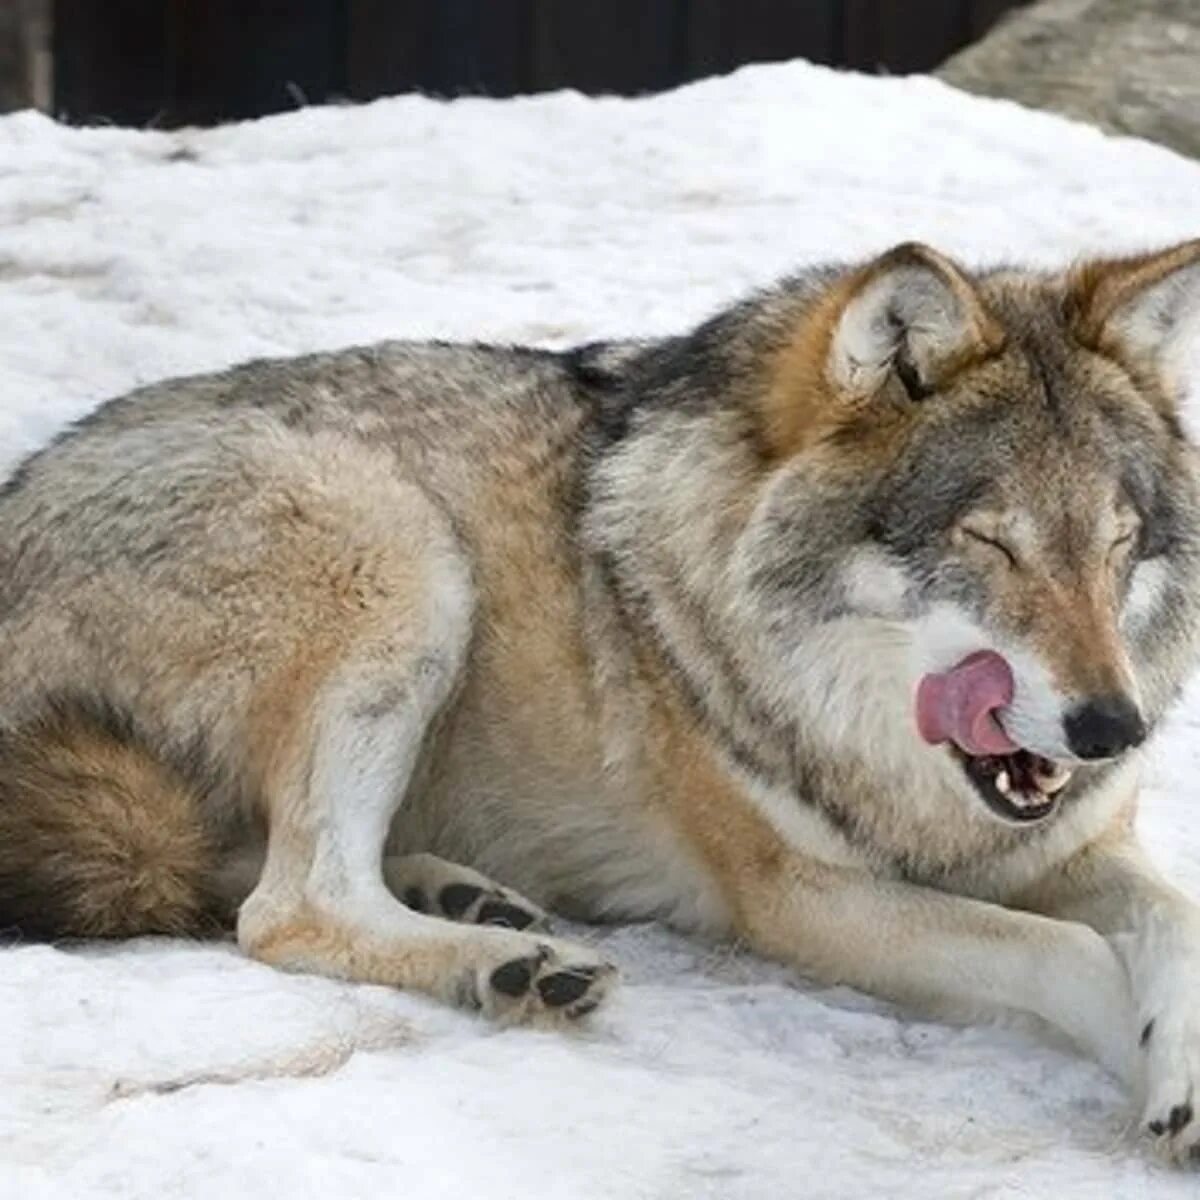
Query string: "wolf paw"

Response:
xmin=434 ymin=880 xmax=548 ymax=931
xmin=1139 ymin=1004 xmax=1200 ymax=1165
xmin=387 ymin=853 xmax=550 ymax=931
xmin=461 ymin=936 xmax=617 ymax=1024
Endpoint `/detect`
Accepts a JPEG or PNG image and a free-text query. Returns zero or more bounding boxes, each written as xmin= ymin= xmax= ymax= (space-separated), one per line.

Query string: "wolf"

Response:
xmin=2 ymin=239 xmax=1200 ymax=1157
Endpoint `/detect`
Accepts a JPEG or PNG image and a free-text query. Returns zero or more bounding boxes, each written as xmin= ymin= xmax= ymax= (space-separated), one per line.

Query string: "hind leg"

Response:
xmin=385 ymin=853 xmax=550 ymax=931
xmin=236 ymin=524 xmax=613 ymax=1022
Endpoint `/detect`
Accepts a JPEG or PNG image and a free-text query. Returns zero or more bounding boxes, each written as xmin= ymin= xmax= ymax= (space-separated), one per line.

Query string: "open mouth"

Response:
xmin=917 ymin=649 xmax=1072 ymax=826
xmin=950 ymin=746 xmax=1072 ymax=823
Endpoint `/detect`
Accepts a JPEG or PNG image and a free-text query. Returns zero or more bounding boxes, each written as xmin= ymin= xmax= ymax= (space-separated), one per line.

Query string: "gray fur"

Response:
xmin=2 ymin=242 xmax=1200 ymax=1157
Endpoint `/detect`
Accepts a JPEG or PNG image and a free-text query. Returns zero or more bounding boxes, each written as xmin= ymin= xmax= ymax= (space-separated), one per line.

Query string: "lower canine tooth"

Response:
xmin=1035 ymin=765 xmax=1073 ymax=795
xmin=995 ymin=770 xmax=1012 ymax=796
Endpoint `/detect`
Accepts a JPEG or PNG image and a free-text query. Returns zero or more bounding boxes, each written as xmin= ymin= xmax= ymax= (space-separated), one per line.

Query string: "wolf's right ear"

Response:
xmin=760 ymin=243 xmax=1002 ymax=457
xmin=826 ymin=243 xmax=1004 ymax=401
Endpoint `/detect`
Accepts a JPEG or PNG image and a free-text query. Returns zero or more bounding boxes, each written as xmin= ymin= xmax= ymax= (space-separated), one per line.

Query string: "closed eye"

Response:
xmin=1109 ymin=527 xmax=1139 ymax=564
xmin=960 ymin=526 xmax=1018 ymax=568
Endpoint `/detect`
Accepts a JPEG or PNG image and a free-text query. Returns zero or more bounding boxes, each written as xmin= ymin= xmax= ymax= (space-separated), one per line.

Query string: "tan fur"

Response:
xmin=646 ymin=690 xmax=790 ymax=928
xmin=0 ymin=704 xmax=221 ymax=938
xmin=635 ymin=685 xmax=1134 ymax=1081
xmin=2 ymin=242 xmax=1200 ymax=1155
xmin=977 ymin=528 xmax=1136 ymax=700
xmin=1069 ymin=239 xmax=1200 ymax=358
xmin=760 ymin=278 xmax=854 ymax=458
xmin=760 ymin=242 xmax=1005 ymax=459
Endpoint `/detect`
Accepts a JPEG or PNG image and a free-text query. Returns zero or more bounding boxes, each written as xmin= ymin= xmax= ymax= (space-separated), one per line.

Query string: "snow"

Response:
xmin=2 ymin=58 xmax=1200 ymax=1198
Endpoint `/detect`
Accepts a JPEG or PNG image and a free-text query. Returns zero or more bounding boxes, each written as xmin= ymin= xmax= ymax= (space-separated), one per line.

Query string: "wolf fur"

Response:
xmin=3 ymin=240 xmax=1200 ymax=1155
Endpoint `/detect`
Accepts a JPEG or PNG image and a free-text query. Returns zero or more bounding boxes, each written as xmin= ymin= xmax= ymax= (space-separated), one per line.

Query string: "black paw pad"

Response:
xmin=490 ymin=958 xmax=534 ymax=997
xmin=477 ymin=900 xmax=536 ymax=929
xmin=404 ymin=886 xmax=426 ymax=913
xmin=439 ymin=883 xmax=484 ymax=919
xmin=1168 ymin=1103 xmax=1193 ymax=1136
xmin=537 ymin=968 xmax=596 ymax=1008
xmin=1149 ymin=1119 xmax=1166 ymax=1137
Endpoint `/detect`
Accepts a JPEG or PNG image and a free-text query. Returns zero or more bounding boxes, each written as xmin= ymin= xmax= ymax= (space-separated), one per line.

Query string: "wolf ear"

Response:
xmin=1068 ymin=240 xmax=1200 ymax=371
xmin=827 ymin=242 xmax=1003 ymax=400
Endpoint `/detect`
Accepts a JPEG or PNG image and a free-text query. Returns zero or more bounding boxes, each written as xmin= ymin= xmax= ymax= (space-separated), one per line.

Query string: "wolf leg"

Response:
xmin=655 ymin=733 xmax=1135 ymax=1082
xmin=1018 ymin=825 xmax=1200 ymax=1164
xmin=720 ymin=850 xmax=1135 ymax=1085
xmin=384 ymin=853 xmax=550 ymax=931
xmin=236 ymin=521 xmax=613 ymax=1023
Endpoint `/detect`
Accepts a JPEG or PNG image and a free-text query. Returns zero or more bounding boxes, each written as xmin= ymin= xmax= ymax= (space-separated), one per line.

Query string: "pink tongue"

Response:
xmin=916 ymin=650 xmax=1018 ymax=756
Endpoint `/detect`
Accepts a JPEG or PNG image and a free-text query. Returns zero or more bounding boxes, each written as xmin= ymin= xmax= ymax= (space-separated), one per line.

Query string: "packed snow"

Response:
xmin=3 ymin=59 xmax=1200 ymax=1199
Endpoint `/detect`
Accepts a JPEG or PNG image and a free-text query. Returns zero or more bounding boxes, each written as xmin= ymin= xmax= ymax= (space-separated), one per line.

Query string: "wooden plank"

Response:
xmin=439 ymin=0 xmax=535 ymax=97
xmin=348 ymin=0 xmax=535 ymax=100
xmin=529 ymin=0 xmax=684 ymax=95
xmin=165 ymin=0 xmax=240 ymax=126
xmin=348 ymin=0 xmax=433 ymax=99
xmin=0 ymin=1 xmax=50 ymax=112
xmin=242 ymin=0 xmax=347 ymax=113
xmin=967 ymin=0 xmax=1027 ymax=39
xmin=54 ymin=0 xmax=169 ymax=125
xmin=737 ymin=0 xmax=839 ymax=67
xmin=840 ymin=0 xmax=877 ymax=73
xmin=686 ymin=0 xmax=838 ymax=78
xmin=844 ymin=0 xmax=967 ymax=74
xmin=56 ymin=0 xmax=1033 ymax=128
xmin=168 ymin=0 xmax=345 ymax=127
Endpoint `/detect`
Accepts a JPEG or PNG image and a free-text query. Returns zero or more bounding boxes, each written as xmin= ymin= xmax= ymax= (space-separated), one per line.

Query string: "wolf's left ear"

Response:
xmin=826 ymin=242 xmax=1004 ymax=400
xmin=1068 ymin=240 xmax=1200 ymax=373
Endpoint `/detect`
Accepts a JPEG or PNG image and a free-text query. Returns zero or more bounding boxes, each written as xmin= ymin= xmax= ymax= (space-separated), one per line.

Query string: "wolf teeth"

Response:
xmin=995 ymin=770 xmax=1011 ymax=796
xmin=1033 ymin=763 xmax=1073 ymax=796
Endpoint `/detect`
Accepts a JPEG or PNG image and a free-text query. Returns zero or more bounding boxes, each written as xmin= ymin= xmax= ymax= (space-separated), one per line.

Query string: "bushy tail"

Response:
xmin=0 ymin=701 xmax=222 ymax=941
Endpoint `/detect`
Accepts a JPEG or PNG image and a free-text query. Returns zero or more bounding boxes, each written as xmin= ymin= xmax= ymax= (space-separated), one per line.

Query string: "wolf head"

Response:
xmin=591 ymin=240 xmax=1200 ymax=831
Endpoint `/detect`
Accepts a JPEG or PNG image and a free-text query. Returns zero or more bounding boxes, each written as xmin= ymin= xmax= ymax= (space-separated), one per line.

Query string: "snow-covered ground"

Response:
xmin=3 ymin=59 xmax=1200 ymax=1199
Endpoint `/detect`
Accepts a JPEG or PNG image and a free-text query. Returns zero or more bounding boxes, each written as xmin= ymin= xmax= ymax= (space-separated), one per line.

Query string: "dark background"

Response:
xmin=52 ymin=0 xmax=1031 ymax=129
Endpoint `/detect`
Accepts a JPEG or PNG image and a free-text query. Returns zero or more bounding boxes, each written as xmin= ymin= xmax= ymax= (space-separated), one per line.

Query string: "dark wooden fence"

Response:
xmin=54 ymin=0 xmax=1030 ymax=129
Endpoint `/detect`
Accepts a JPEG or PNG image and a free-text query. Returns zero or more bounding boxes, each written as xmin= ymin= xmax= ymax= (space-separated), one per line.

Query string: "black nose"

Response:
xmin=1063 ymin=695 xmax=1147 ymax=761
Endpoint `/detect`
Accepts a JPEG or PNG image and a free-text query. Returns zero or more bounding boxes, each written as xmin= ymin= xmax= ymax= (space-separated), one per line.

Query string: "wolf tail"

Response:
xmin=0 ymin=701 xmax=222 ymax=941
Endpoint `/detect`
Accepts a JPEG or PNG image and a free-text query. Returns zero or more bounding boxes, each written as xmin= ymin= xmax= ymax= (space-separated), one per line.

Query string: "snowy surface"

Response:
xmin=3 ymin=60 xmax=1200 ymax=1198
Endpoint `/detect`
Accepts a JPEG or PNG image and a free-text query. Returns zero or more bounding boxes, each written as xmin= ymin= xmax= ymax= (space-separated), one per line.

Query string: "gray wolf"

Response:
xmin=2 ymin=239 xmax=1200 ymax=1160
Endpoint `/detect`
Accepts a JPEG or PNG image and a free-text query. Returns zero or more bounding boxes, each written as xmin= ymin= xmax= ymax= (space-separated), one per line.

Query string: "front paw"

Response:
xmin=1140 ymin=1004 xmax=1200 ymax=1164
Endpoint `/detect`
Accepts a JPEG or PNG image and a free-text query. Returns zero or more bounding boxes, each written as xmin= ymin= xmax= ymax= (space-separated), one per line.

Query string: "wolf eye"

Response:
xmin=1109 ymin=528 xmax=1138 ymax=565
xmin=959 ymin=525 xmax=1018 ymax=568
